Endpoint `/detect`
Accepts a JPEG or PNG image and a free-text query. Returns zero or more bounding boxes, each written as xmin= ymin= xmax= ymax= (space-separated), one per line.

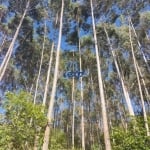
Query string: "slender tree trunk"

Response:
xmin=90 ymin=0 xmax=111 ymax=149
xmin=79 ymin=38 xmax=85 ymax=150
xmin=104 ymin=27 xmax=135 ymax=116
xmin=129 ymin=18 xmax=150 ymax=72
xmin=42 ymin=0 xmax=64 ymax=149
xmin=136 ymin=60 xmax=150 ymax=101
xmin=33 ymin=16 xmax=48 ymax=150
xmin=91 ymin=76 xmax=102 ymax=149
xmin=72 ymin=77 xmax=75 ymax=150
xmin=129 ymin=23 xmax=150 ymax=136
xmin=72 ymin=53 xmax=75 ymax=150
xmin=42 ymin=11 xmax=58 ymax=106
xmin=77 ymin=16 xmax=85 ymax=150
xmin=0 ymin=0 xmax=30 ymax=81
xmin=117 ymin=102 xmax=126 ymax=130
xmin=34 ymin=19 xmax=47 ymax=104
xmin=42 ymin=43 xmax=54 ymax=106
xmin=88 ymin=81 xmax=92 ymax=150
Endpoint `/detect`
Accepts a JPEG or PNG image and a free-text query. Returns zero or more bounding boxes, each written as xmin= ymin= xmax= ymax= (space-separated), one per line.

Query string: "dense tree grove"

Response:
xmin=0 ymin=0 xmax=150 ymax=149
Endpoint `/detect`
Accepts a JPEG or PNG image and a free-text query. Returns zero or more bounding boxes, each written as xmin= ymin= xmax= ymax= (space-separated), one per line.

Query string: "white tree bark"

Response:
xmin=34 ymin=19 xmax=47 ymax=104
xmin=42 ymin=12 xmax=58 ymax=106
xmin=79 ymin=38 xmax=85 ymax=150
xmin=104 ymin=27 xmax=135 ymax=116
xmin=129 ymin=23 xmax=150 ymax=136
xmin=42 ymin=10 xmax=59 ymax=106
xmin=90 ymin=0 xmax=111 ymax=149
xmin=136 ymin=61 xmax=150 ymax=97
xmin=0 ymin=0 xmax=30 ymax=81
xmin=42 ymin=0 xmax=64 ymax=149
xmin=77 ymin=15 xmax=85 ymax=149
xmin=42 ymin=43 xmax=54 ymax=106
xmin=71 ymin=63 xmax=75 ymax=150
xmin=136 ymin=60 xmax=149 ymax=100
xmin=71 ymin=69 xmax=75 ymax=150
xmin=129 ymin=18 xmax=150 ymax=72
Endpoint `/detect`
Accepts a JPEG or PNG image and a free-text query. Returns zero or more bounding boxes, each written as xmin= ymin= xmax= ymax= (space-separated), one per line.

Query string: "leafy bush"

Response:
xmin=111 ymin=117 xmax=150 ymax=150
xmin=49 ymin=129 xmax=67 ymax=150
xmin=0 ymin=91 xmax=47 ymax=150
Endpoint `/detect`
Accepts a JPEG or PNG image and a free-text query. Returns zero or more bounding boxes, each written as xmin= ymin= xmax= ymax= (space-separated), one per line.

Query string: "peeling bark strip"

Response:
xmin=0 ymin=0 xmax=30 ymax=81
xmin=90 ymin=0 xmax=111 ymax=149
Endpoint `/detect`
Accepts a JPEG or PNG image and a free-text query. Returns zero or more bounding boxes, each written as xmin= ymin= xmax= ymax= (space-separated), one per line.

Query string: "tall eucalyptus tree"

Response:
xmin=42 ymin=0 xmax=64 ymax=149
xmin=0 ymin=0 xmax=30 ymax=81
xmin=136 ymin=61 xmax=150 ymax=101
xmin=129 ymin=22 xmax=150 ymax=136
xmin=129 ymin=17 xmax=150 ymax=72
xmin=90 ymin=0 xmax=111 ymax=149
xmin=34 ymin=17 xmax=47 ymax=104
xmin=42 ymin=5 xmax=60 ymax=106
xmin=42 ymin=42 xmax=54 ymax=106
xmin=104 ymin=26 xmax=135 ymax=117
xmin=78 ymin=31 xmax=85 ymax=150
xmin=71 ymin=52 xmax=75 ymax=150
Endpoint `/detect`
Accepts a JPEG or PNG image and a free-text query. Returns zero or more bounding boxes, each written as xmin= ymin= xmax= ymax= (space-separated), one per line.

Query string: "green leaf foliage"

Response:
xmin=49 ymin=129 xmax=67 ymax=150
xmin=0 ymin=91 xmax=47 ymax=150
xmin=111 ymin=117 xmax=150 ymax=150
